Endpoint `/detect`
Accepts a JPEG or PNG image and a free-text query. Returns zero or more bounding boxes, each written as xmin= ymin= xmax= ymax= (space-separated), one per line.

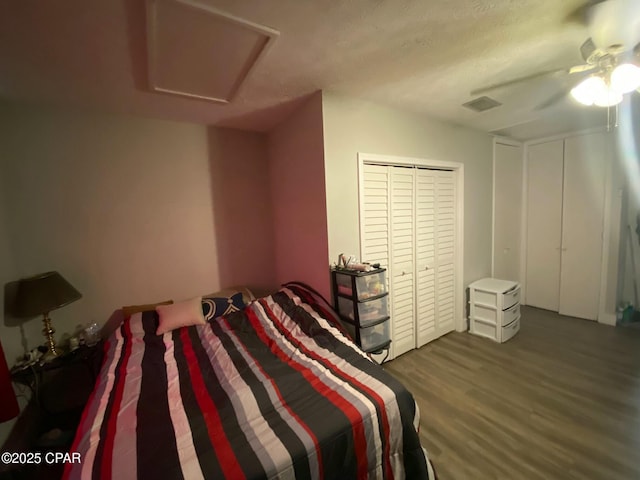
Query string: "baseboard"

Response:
xmin=456 ymin=316 xmax=468 ymax=332
xmin=598 ymin=313 xmax=616 ymax=326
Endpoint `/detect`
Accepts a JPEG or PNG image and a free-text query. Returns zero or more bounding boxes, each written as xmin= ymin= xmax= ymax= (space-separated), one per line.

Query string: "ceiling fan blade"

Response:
xmin=580 ymin=37 xmax=598 ymax=62
xmin=564 ymin=1 xmax=607 ymax=25
xmin=534 ymin=90 xmax=569 ymax=111
xmin=470 ymin=68 xmax=567 ymax=96
xmin=569 ymin=63 xmax=597 ymax=74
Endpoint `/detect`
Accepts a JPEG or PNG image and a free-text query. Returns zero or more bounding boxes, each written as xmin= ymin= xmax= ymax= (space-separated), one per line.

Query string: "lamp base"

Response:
xmin=41 ymin=349 xmax=60 ymax=363
xmin=42 ymin=312 xmax=60 ymax=361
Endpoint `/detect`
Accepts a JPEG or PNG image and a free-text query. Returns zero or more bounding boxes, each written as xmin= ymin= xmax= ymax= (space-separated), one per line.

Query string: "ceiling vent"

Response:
xmin=146 ymin=0 xmax=279 ymax=104
xmin=462 ymin=96 xmax=502 ymax=112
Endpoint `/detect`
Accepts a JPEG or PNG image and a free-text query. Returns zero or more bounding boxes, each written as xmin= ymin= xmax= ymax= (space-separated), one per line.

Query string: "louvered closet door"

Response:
xmin=434 ymin=170 xmax=456 ymax=334
xmin=415 ymin=170 xmax=436 ymax=346
xmin=361 ymin=165 xmax=390 ymax=269
xmin=390 ymin=167 xmax=415 ymax=357
xmin=361 ymin=162 xmax=458 ymax=357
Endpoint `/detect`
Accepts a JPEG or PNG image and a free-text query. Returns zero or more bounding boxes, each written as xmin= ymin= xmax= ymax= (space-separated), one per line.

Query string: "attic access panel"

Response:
xmin=146 ymin=0 xmax=279 ymax=104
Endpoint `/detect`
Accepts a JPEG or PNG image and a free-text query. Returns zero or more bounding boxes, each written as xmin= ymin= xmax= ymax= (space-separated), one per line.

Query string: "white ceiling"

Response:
xmin=0 ymin=0 xmax=627 ymax=140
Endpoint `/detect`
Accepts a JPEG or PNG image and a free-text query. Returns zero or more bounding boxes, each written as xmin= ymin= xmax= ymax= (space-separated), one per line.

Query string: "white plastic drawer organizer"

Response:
xmin=469 ymin=278 xmax=521 ymax=343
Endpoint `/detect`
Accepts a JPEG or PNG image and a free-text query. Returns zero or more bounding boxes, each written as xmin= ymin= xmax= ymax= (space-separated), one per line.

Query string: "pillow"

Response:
xmin=156 ymin=297 xmax=206 ymax=335
xmin=202 ymin=292 xmax=245 ymax=321
xmin=122 ymin=300 xmax=173 ymax=317
xmin=203 ymin=286 xmax=255 ymax=305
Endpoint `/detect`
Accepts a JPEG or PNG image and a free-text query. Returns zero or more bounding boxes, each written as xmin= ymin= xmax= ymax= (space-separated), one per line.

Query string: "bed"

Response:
xmin=64 ymin=284 xmax=435 ymax=479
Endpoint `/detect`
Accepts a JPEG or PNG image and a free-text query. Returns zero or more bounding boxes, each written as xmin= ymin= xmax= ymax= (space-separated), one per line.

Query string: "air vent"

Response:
xmin=463 ymin=96 xmax=502 ymax=112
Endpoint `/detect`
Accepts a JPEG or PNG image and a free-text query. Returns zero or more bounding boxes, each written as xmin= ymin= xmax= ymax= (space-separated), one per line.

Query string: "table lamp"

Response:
xmin=14 ymin=271 xmax=82 ymax=361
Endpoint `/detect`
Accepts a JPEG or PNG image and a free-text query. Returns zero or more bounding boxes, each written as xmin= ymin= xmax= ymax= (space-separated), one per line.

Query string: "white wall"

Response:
xmin=0 ymin=103 xmax=275 ymax=364
xmin=208 ymin=127 xmax=275 ymax=293
xmin=267 ymin=92 xmax=330 ymax=298
xmin=322 ymin=93 xmax=494 ymax=288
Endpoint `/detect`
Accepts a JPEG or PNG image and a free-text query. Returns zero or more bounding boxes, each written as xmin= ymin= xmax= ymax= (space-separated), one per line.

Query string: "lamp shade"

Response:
xmin=0 ymin=338 xmax=19 ymax=422
xmin=14 ymin=271 xmax=82 ymax=317
xmin=570 ymin=76 xmax=603 ymax=105
xmin=570 ymin=76 xmax=623 ymax=107
xmin=610 ymin=63 xmax=640 ymax=94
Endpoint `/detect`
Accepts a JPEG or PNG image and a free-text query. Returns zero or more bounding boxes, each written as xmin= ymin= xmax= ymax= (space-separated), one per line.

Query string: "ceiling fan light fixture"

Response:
xmin=610 ymin=63 xmax=640 ymax=93
xmin=570 ymin=75 xmax=624 ymax=107
xmin=593 ymin=89 xmax=623 ymax=107
xmin=570 ymin=76 xmax=604 ymax=105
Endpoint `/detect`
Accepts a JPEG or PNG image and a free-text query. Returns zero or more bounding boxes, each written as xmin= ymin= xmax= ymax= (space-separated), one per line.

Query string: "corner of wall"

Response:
xmin=266 ymin=91 xmax=330 ymax=298
xmin=207 ymin=127 xmax=276 ymax=292
xmin=598 ymin=312 xmax=616 ymax=326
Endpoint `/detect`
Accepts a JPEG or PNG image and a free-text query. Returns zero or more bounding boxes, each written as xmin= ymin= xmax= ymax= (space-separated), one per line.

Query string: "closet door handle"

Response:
xmin=401 ymin=271 xmax=406 ymax=276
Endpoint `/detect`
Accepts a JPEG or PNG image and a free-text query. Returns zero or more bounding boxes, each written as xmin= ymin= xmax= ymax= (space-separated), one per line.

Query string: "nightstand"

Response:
xmin=331 ymin=268 xmax=391 ymax=357
xmin=11 ymin=342 xmax=103 ymax=415
xmin=3 ymin=343 xmax=103 ymax=480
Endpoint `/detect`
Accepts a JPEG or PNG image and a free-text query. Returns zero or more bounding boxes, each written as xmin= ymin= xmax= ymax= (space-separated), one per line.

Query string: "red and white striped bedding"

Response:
xmin=65 ymin=286 xmax=434 ymax=479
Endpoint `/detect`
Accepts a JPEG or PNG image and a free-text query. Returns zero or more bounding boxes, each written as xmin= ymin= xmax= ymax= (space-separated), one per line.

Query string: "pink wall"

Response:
xmin=267 ymin=92 xmax=330 ymax=298
xmin=208 ymin=128 xmax=276 ymax=293
xmin=0 ymin=104 xmax=278 ymax=365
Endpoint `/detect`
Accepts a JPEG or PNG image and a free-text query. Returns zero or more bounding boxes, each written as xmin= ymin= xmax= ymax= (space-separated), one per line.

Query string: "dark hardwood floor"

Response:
xmin=385 ymin=306 xmax=640 ymax=480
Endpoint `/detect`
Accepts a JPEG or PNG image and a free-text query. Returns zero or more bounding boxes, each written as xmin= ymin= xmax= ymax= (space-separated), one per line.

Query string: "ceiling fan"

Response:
xmin=471 ymin=0 xmax=640 ymax=109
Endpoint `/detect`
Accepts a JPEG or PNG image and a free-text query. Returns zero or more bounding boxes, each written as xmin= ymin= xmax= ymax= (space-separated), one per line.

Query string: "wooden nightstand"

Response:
xmin=2 ymin=343 xmax=104 ymax=480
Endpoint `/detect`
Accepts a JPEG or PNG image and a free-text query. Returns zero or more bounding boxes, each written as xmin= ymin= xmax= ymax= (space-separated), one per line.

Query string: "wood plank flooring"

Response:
xmin=384 ymin=306 xmax=640 ymax=480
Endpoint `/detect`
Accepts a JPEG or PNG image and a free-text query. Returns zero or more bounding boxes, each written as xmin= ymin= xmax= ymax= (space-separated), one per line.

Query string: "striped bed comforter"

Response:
xmin=65 ymin=287 xmax=433 ymax=480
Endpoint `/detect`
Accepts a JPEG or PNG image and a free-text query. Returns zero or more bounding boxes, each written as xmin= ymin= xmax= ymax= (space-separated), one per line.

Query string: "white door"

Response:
xmin=361 ymin=161 xmax=459 ymax=356
xmin=415 ymin=169 xmax=457 ymax=346
xmin=434 ymin=170 xmax=456 ymax=335
xmin=526 ymin=140 xmax=564 ymax=310
xmin=493 ymin=143 xmax=523 ymax=281
xmin=415 ymin=169 xmax=436 ymax=346
xmin=559 ymin=133 xmax=606 ymax=320
xmin=361 ymin=164 xmax=390 ymax=269
xmin=390 ymin=166 xmax=415 ymax=356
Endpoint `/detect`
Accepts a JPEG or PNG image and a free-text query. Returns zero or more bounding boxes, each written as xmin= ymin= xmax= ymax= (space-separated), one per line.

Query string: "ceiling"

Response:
xmin=0 ymin=0 xmax=629 ymax=140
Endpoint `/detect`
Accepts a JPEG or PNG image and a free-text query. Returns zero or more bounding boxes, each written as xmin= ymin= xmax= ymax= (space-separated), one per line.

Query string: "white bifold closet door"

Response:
xmin=361 ymin=164 xmax=456 ymax=357
xmin=559 ymin=134 xmax=606 ymax=320
xmin=415 ymin=169 xmax=456 ymax=347
xmin=361 ymin=164 xmax=390 ymax=269
xmin=526 ymin=140 xmax=564 ymax=311
xmin=433 ymin=170 xmax=457 ymax=336
xmin=390 ymin=167 xmax=415 ymax=356
xmin=493 ymin=143 xmax=523 ymax=281
xmin=525 ymin=133 xmax=606 ymax=320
